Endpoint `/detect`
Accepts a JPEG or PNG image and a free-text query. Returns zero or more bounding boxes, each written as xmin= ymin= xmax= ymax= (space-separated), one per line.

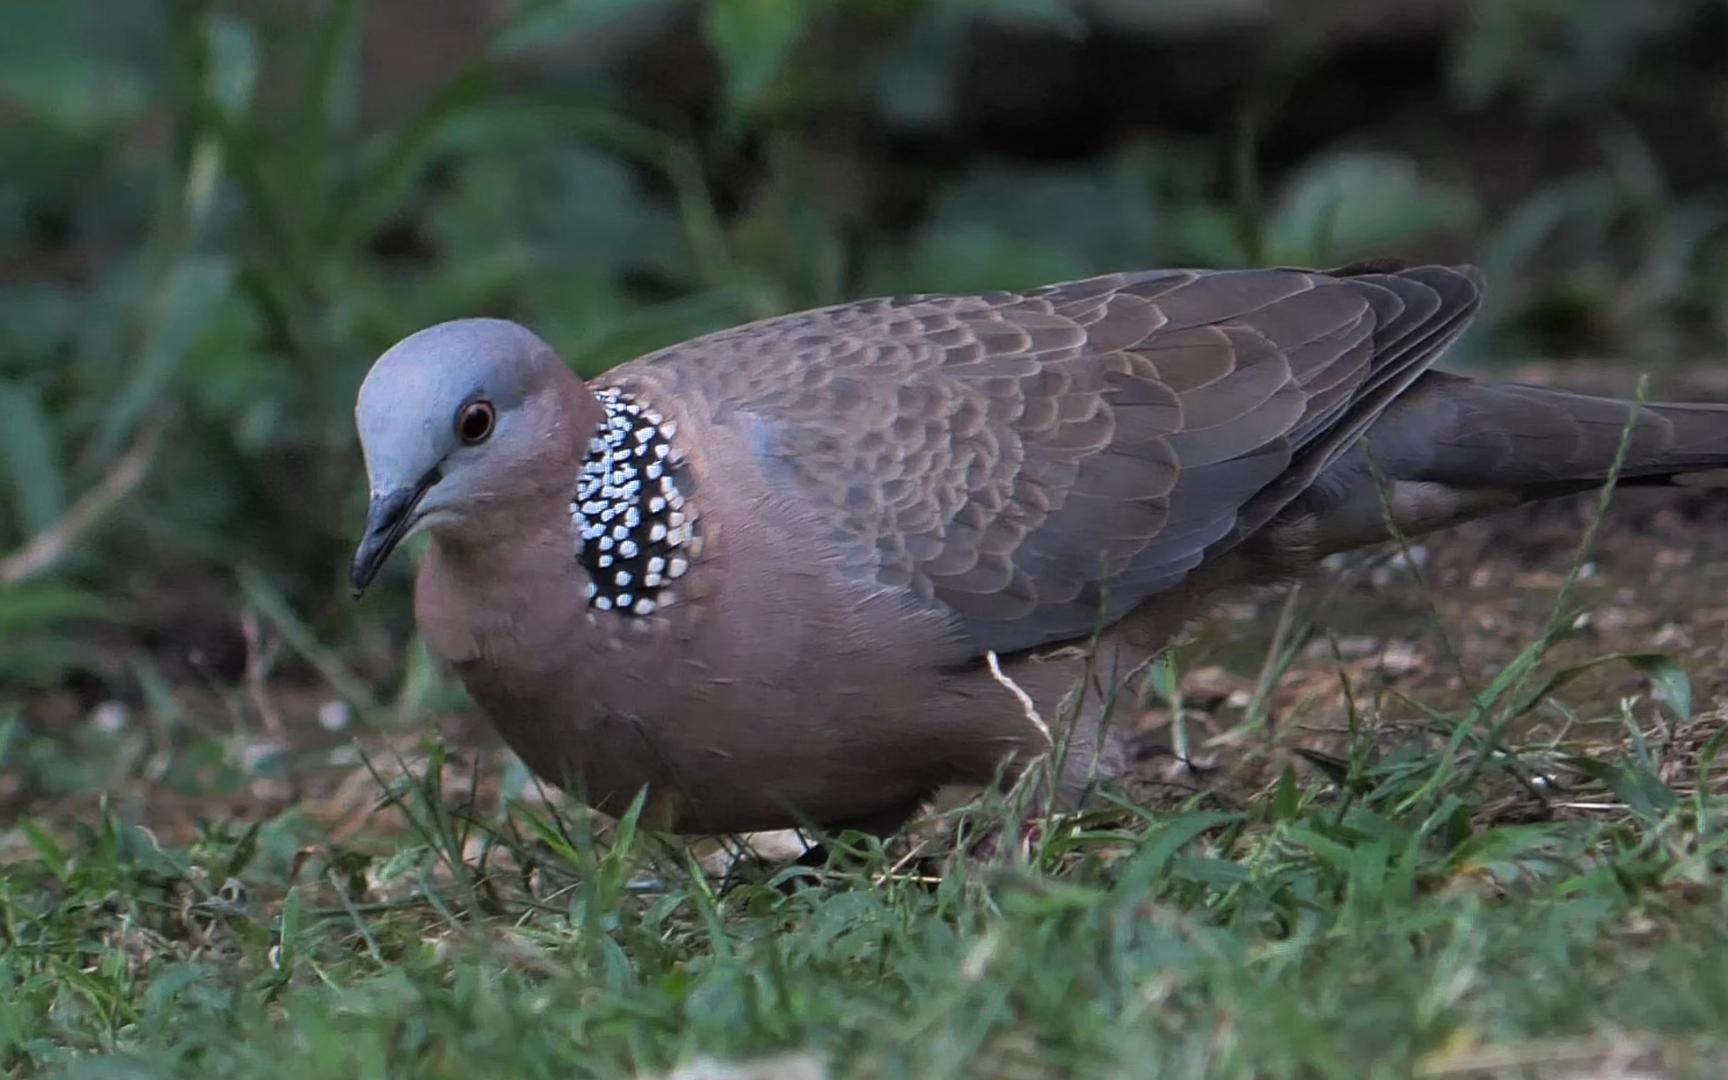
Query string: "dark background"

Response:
xmin=3 ymin=0 xmax=1727 ymax=731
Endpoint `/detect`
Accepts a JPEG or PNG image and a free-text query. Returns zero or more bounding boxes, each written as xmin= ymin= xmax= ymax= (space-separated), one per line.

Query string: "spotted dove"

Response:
xmin=351 ymin=261 xmax=1728 ymax=835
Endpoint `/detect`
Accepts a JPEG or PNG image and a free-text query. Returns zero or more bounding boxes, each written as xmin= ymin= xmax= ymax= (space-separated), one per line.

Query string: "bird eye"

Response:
xmin=456 ymin=400 xmax=495 ymax=445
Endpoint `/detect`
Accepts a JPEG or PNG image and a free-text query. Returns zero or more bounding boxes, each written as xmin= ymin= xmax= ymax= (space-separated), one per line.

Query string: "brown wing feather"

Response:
xmin=618 ymin=264 xmax=1482 ymax=655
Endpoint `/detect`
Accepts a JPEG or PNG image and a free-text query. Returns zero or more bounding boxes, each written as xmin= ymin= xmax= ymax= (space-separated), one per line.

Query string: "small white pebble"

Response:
xmin=91 ymin=700 xmax=129 ymax=733
xmin=317 ymin=700 xmax=351 ymax=732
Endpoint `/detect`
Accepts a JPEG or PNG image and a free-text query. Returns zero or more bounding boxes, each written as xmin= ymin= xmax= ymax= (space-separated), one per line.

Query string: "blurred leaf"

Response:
xmin=886 ymin=150 xmax=1174 ymax=293
xmin=0 ymin=283 xmax=82 ymax=377
xmin=0 ymin=3 xmax=154 ymax=134
xmin=868 ymin=8 xmax=965 ymax=127
xmin=20 ymin=820 xmax=70 ymax=880
xmin=1452 ymin=0 xmax=1694 ymax=112
xmin=88 ymin=256 xmax=236 ymax=468
xmin=1478 ymin=176 xmax=1620 ymax=289
xmin=1629 ymin=653 xmax=1691 ymax=723
xmin=0 ymin=582 xmax=109 ymax=633
xmin=870 ymin=0 xmax=1084 ymax=125
xmin=703 ymin=0 xmax=813 ymax=119
xmin=0 ymin=381 xmax=66 ymax=536
xmin=1509 ymin=651 xmax=1690 ymax=722
xmin=1264 ymin=153 xmax=1474 ymax=266
xmin=493 ymin=0 xmax=679 ymax=55
xmin=1564 ymin=756 xmax=1679 ymax=821
xmin=206 ymin=14 xmax=260 ymax=120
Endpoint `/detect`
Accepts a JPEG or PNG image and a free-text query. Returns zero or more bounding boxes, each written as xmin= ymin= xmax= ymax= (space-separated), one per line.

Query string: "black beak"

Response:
xmin=349 ymin=472 xmax=436 ymax=598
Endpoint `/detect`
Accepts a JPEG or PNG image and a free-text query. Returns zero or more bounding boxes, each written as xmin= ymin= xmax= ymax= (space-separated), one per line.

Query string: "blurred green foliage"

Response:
xmin=1 ymin=0 xmax=1725 ymax=697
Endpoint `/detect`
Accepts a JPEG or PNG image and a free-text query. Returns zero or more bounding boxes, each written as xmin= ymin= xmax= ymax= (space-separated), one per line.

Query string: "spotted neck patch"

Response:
xmin=569 ymin=388 xmax=695 ymax=615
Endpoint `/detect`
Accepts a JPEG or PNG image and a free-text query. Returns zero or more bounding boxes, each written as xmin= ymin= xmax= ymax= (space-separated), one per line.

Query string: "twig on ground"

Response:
xmin=0 ymin=415 xmax=167 ymax=587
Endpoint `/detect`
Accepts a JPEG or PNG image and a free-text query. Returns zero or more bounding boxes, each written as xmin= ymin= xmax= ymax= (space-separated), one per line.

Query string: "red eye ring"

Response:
xmin=456 ymin=400 xmax=495 ymax=445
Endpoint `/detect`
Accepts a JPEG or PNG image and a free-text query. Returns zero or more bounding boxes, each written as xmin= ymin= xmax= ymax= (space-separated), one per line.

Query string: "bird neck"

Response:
xmin=568 ymin=387 xmax=697 ymax=617
xmin=417 ymin=502 xmax=586 ymax=671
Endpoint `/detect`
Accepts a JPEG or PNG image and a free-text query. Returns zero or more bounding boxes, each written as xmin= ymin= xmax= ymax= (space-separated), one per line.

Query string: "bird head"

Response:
xmin=349 ymin=318 xmax=587 ymax=597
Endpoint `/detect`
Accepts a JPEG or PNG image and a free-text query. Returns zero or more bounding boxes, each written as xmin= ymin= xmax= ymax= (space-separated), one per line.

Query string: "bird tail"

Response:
xmin=1376 ymin=373 xmax=1728 ymax=493
xmin=1301 ymin=372 xmax=1728 ymax=552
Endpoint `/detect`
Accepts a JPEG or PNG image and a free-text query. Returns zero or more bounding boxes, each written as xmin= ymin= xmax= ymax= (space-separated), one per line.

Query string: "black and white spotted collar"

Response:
xmin=570 ymin=388 xmax=695 ymax=615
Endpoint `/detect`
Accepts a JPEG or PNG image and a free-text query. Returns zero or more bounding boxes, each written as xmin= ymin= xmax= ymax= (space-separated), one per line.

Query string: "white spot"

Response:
xmin=647 ymin=556 xmax=666 ymax=574
xmin=649 ymin=523 xmax=667 ymax=542
xmin=317 ymin=698 xmax=350 ymax=732
xmin=633 ymin=598 xmax=656 ymax=615
xmin=649 ymin=496 xmax=666 ymax=512
xmin=617 ymin=592 xmax=634 ymax=607
xmin=598 ymin=554 xmax=613 ymax=568
xmin=619 ymin=539 xmax=639 ymax=558
xmin=614 ymin=570 xmax=632 ymax=587
xmin=669 ymin=557 xmax=689 ymax=578
xmin=91 ymin=700 xmax=129 ymax=733
xmin=594 ymin=596 xmax=613 ymax=611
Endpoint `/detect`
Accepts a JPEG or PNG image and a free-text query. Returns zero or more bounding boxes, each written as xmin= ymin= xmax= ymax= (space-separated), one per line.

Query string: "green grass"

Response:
xmin=4 ymin=647 xmax=1727 ymax=1079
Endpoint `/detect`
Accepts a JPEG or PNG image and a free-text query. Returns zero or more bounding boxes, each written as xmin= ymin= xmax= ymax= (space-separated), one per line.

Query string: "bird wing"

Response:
xmin=626 ymin=263 xmax=1481 ymax=655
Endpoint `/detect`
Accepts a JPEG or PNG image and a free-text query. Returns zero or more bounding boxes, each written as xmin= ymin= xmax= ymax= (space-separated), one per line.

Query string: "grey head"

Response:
xmin=350 ymin=317 xmax=582 ymax=597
